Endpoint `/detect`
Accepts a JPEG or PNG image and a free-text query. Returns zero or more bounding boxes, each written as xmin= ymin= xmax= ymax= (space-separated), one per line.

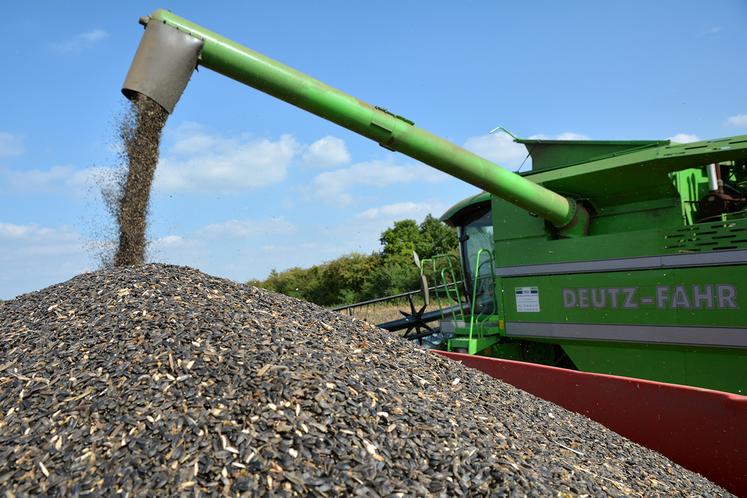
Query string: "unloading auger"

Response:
xmin=122 ymin=9 xmax=589 ymax=237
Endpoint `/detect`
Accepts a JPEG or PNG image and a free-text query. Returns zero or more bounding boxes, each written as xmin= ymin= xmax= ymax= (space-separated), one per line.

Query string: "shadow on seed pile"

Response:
xmin=109 ymin=94 xmax=168 ymax=267
xmin=0 ymin=264 xmax=732 ymax=497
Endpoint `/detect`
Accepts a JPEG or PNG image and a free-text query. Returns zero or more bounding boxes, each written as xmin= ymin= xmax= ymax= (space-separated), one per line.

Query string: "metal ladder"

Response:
xmin=419 ymin=253 xmax=466 ymax=323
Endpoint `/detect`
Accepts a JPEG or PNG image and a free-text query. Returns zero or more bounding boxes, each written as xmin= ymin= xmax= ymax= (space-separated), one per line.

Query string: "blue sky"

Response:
xmin=1 ymin=1 xmax=746 ymax=299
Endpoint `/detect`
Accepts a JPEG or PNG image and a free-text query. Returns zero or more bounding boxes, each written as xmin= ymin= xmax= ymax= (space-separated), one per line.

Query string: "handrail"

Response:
xmin=421 ymin=253 xmax=466 ymax=322
xmin=468 ymin=248 xmax=496 ymax=340
xmin=440 ymin=267 xmax=463 ymax=317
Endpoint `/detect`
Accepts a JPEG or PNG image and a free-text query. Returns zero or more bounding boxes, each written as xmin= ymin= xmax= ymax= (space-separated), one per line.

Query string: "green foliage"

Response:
xmin=380 ymin=219 xmax=420 ymax=260
xmin=362 ymin=260 xmax=418 ymax=299
xmin=379 ymin=215 xmax=458 ymax=263
xmin=249 ymin=214 xmax=458 ymax=306
xmin=419 ymin=214 xmax=459 ymax=256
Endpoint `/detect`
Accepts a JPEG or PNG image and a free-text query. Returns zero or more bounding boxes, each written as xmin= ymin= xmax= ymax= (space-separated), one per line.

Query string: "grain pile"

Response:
xmin=112 ymin=94 xmax=168 ymax=266
xmin=0 ymin=264 xmax=729 ymax=497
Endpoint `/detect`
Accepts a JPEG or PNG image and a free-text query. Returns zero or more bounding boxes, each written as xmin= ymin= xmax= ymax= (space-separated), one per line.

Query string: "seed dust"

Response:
xmin=112 ymin=94 xmax=168 ymax=267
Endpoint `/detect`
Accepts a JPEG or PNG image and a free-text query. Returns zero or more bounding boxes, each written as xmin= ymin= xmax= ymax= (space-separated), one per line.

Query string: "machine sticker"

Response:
xmin=515 ymin=287 xmax=540 ymax=312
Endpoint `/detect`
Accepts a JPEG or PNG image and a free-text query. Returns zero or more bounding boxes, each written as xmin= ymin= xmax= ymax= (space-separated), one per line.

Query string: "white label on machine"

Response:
xmin=515 ymin=287 xmax=540 ymax=312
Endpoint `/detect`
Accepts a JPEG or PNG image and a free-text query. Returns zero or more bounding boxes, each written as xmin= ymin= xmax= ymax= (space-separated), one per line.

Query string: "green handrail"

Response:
xmin=421 ymin=254 xmax=466 ymax=323
xmin=468 ymin=248 xmax=496 ymax=340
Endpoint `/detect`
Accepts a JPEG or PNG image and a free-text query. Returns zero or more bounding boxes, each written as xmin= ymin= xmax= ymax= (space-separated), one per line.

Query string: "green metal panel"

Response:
xmin=492 ymin=198 xmax=547 ymax=241
xmin=497 ymin=264 xmax=746 ymax=393
xmin=502 ymin=266 xmax=745 ymax=328
xmin=560 ymin=342 xmax=745 ymax=395
xmin=528 ymin=135 xmax=747 ymax=206
xmin=145 ymin=10 xmax=578 ymax=227
xmin=671 ymin=168 xmax=709 ymax=225
xmin=514 ymin=138 xmax=668 ymax=171
xmin=589 ymin=198 xmax=683 ymax=235
xmin=491 ymin=215 xmax=747 ymax=269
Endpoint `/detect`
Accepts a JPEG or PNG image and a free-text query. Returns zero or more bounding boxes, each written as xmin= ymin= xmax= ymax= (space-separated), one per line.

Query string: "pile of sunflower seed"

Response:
xmin=0 ymin=264 xmax=730 ymax=496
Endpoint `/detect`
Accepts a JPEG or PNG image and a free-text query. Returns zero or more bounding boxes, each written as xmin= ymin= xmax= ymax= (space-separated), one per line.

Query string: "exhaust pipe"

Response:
xmin=122 ymin=17 xmax=204 ymax=113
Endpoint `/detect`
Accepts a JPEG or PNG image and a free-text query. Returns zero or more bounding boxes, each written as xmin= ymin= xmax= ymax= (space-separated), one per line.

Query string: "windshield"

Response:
xmin=460 ymin=209 xmax=495 ymax=314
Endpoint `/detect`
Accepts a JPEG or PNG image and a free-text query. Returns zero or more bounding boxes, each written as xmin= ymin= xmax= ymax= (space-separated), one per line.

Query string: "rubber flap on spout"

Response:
xmin=122 ymin=20 xmax=204 ymax=114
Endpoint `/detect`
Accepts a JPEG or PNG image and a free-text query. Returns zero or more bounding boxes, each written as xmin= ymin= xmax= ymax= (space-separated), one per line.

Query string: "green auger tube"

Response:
xmin=122 ymin=9 xmax=588 ymax=233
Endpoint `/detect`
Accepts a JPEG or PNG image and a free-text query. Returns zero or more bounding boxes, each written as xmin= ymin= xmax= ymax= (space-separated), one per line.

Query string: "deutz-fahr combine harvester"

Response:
xmin=123 ymin=11 xmax=746 ymax=494
xmin=429 ymin=132 xmax=747 ymax=396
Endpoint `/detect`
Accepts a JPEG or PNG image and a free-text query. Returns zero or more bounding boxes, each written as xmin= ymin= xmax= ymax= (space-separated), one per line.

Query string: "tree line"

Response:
xmin=247 ymin=215 xmax=459 ymax=306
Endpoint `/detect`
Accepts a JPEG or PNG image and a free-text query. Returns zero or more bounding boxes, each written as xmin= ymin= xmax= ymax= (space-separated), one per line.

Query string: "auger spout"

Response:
xmin=123 ymin=9 xmax=588 ymax=233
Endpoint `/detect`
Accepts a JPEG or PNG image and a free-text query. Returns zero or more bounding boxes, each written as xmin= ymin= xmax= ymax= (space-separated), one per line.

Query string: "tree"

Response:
xmin=361 ymin=260 xmax=418 ymax=299
xmin=379 ymin=219 xmax=420 ymax=261
xmin=248 ymin=213 xmax=459 ymax=305
xmin=417 ymin=214 xmax=458 ymax=257
xmin=380 ymin=215 xmax=458 ymax=262
xmin=310 ymin=253 xmax=380 ymax=305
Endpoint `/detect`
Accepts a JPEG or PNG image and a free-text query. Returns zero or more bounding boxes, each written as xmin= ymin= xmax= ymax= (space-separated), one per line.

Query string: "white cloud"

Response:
xmin=147 ymin=234 xmax=206 ymax=269
xmin=527 ymin=132 xmax=591 ymax=141
xmin=156 ymin=126 xmax=299 ymax=193
xmin=0 ymin=124 xmax=302 ymax=196
xmin=0 ymin=222 xmax=80 ymax=248
xmin=51 ymin=29 xmax=109 ymax=53
xmin=554 ymin=132 xmax=590 ymax=141
xmin=0 ymin=222 xmax=92 ymax=299
xmin=725 ymin=114 xmax=747 ymax=128
xmin=700 ymin=26 xmax=722 ymax=37
xmin=308 ymin=159 xmax=446 ymax=205
xmin=154 ymin=235 xmax=190 ymax=247
xmin=357 ymin=202 xmax=440 ymax=220
xmin=0 ymin=132 xmax=24 ymax=157
xmin=464 ymin=132 xmax=527 ymax=169
xmin=196 ymin=218 xmax=296 ymax=238
xmin=170 ymin=133 xmax=221 ymax=155
xmin=302 ymin=136 xmax=350 ymax=168
xmin=0 ymin=164 xmax=105 ymax=195
xmin=146 ymin=217 xmax=302 ymax=280
xmin=668 ymin=133 xmax=700 ymax=144
xmin=0 ymin=222 xmax=33 ymax=239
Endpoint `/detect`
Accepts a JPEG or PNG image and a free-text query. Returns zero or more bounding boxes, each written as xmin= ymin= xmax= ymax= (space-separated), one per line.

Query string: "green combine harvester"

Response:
xmin=428 ymin=135 xmax=746 ymax=395
xmin=123 ymin=10 xmax=746 ymax=396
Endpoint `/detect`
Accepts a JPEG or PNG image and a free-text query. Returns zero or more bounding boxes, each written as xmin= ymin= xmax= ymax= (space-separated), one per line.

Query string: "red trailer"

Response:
xmin=436 ymin=351 xmax=747 ymax=496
